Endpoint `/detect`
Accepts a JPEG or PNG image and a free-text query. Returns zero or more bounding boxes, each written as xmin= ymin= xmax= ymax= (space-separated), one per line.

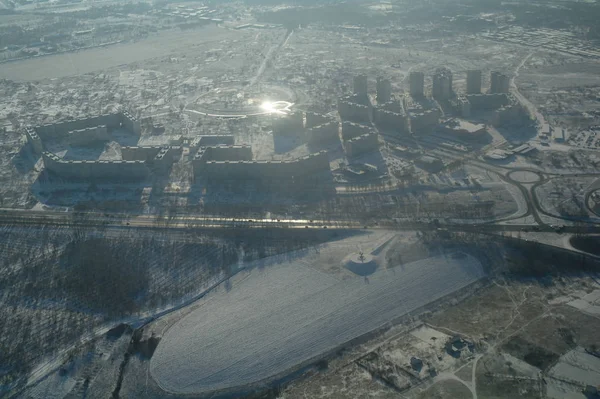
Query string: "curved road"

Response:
xmin=511 ymin=52 xmax=547 ymax=130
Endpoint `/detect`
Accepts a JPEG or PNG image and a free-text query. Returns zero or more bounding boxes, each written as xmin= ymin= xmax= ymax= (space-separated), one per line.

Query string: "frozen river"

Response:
xmin=150 ymin=251 xmax=485 ymax=395
xmin=0 ymin=26 xmax=242 ymax=81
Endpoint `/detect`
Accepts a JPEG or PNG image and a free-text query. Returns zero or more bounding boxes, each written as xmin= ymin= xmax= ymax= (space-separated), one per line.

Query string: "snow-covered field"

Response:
xmin=535 ymin=177 xmax=599 ymax=219
xmin=150 ymin=251 xmax=485 ymax=395
xmin=547 ymin=347 xmax=600 ymax=399
xmin=567 ymin=289 xmax=600 ymax=317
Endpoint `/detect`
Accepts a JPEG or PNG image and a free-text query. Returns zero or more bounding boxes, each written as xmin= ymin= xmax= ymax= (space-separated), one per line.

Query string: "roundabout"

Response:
xmin=585 ymin=187 xmax=600 ymax=217
xmin=507 ymin=170 xmax=543 ymax=184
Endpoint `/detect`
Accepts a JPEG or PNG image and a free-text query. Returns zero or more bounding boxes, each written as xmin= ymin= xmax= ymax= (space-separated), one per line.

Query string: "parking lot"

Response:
xmin=568 ymin=128 xmax=600 ymax=149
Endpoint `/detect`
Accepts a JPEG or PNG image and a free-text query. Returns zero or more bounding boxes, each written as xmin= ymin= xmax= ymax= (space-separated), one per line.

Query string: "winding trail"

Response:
xmin=511 ymin=52 xmax=547 ymax=130
xmin=471 ymin=356 xmax=480 ymax=399
xmin=249 ymin=29 xmax=292 ymax=87
xmin=435 ymin=372 xmax=476 ymax=398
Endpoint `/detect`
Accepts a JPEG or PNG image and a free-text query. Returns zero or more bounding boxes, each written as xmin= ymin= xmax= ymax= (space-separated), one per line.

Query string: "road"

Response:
xmin=1 ymin=207 xmax=599 ymax=236
xmin=248 ymin=29 xmax=292 ymax=87
xmin=427 ymin=135 xmax=600 ymax=227
xmin=4 ymin=127 xmax=600 ymax=233
xmin=511 ymin=52 xmax=547 ymax=130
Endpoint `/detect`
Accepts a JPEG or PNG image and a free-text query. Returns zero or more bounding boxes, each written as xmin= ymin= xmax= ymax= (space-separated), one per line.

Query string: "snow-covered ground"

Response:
xmin=547 ymin=347 xmax=600 ymax=399
xmin=150 ymin=251 xmax=485 ymax=395
xmin=566 ymin=289 xmax=600 ymax=317
xmin=535 ymin=177 xmax=600 ymax=220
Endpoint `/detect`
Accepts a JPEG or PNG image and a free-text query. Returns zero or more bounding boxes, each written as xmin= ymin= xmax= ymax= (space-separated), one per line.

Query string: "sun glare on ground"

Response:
xmin=259 ymin=100 xmax=294 ymax=115
xmin=260 ymin=101 xmax=277 ymax=113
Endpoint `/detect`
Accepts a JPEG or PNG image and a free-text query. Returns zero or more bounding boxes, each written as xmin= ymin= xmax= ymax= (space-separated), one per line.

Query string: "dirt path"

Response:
xmin=436 ymin=371 xmax=476 ymax=398
xmin=471 ymin=355 xmax=481 ymax=399
xmin=469 ymin=281 xmax=550 ymax=399
xmin=249 ymin=29 xmax=292 ymax=87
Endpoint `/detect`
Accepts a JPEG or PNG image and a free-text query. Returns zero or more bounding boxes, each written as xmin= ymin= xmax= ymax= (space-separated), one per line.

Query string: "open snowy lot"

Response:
xmin=547 ymin=347 xmax=600 ymax=399
xmin=150 ymin=251 xmax=485 ymax=395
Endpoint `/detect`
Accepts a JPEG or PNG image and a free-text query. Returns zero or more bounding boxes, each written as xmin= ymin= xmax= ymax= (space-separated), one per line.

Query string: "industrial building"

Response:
xmin=539 ymin=124 xmax=569 ymax=142
xmin=541 ymin=124 xmax=551 ymax=137
xmin=345 ymin=133 xmax=379 ymax=158
xmin=432 ymin=67 xmax=454 ymax=100
xmin=376 ymin=77 xmax=392 ymax=104
xmin=466 ymin=70 xmax=482 ymax=94
xmin=409 ymin=71 xmax=425 ymax=98
xmin=490 ymin=71 xmax=510 ymax=94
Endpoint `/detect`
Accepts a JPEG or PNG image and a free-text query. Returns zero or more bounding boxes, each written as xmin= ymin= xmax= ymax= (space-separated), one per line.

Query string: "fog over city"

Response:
xmin=1 ymin=0 xmax=600 ymax=398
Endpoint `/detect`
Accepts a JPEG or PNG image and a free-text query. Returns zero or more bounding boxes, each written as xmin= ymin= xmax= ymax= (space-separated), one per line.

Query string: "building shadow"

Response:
xmin=273 ymin=133 xmax=305 ymax=154
xmin=347 ymin=149 xmax=389 ymax=175
xmin=12 ymin=144 xmax=38 ymax=174
xmin=62 ymin=144 xmax=106 ymax=161
xmin=111 ymin=127 xmax=141 ymax=147
xmin=30 ymin=169 xmax=147 ymax=212
xmin=307 ymin=139 xmax=343 ymax=155
xmin=497 ymin=123 xmax=537 ymax=143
